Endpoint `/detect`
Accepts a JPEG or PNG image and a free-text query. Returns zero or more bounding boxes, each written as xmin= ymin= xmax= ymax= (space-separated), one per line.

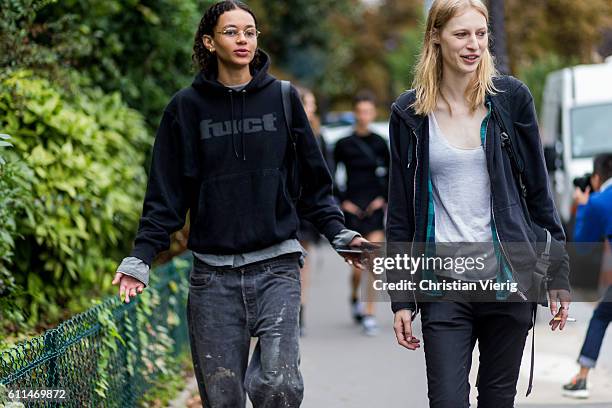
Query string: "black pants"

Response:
xmin=421 ymin=301 xmax=534 ymax=408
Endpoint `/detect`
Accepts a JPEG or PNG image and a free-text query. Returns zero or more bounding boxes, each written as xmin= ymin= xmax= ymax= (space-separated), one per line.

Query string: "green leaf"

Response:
xmin=55 ymin=181 xmax=77 ymax=198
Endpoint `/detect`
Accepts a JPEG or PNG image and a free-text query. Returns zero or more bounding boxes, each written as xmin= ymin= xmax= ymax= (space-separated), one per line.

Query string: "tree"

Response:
xmin=1 ymin=0 xmax=215 ymax=127
xmin=505 ymin=0 xmax=612 ymax=70
xmin=488 ymin=0 xmax=510 ymax=74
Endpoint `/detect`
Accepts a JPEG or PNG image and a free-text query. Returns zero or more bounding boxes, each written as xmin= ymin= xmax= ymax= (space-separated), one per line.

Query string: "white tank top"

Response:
xmin=428 ymin=113 xmax=497 ymax=281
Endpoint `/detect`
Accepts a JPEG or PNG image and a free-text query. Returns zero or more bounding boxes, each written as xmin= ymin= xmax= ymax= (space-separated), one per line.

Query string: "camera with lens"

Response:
xmin=573 ymin=172 xmax=593 ymax=192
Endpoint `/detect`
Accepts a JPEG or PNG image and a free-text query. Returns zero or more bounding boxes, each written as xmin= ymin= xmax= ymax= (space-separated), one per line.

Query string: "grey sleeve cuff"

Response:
xmin=117 ymin=257 xmax=150 ymax=287
xmin=331 ymin=228 xmax=362 ymax=248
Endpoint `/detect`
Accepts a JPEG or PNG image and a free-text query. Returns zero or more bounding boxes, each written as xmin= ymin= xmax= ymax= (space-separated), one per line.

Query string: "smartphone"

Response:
xmin=335 ymin=247 xmax=365 ymax=255
xmin=334 ymin=243 xmax=380 ymax=255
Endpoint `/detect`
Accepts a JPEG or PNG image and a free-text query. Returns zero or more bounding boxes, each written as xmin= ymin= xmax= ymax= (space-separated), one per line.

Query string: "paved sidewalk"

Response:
xmin=300 ymin=245 xmax=612 ymax=407
xmin=299 ymin=246 xmax=427 ymax=407
xmin=512 ymin=298 xmax=612 ymax=406
xmin=170 ymin=245 xmax=612 ymax=407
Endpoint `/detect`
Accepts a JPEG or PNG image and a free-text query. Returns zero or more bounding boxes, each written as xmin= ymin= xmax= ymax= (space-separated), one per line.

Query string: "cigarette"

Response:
xmin=553 ymin=317 xmax=576 ymax=322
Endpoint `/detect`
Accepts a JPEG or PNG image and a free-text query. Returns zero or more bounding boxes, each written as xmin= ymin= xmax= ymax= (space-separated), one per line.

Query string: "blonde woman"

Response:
xmin=295 ymin=86 xmax=329 ymax=337
xmin=386 ymin=0 xmax=571 ymax=406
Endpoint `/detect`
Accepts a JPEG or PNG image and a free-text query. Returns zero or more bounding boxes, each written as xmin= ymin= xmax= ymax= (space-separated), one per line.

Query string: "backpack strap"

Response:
xmin=281 ymin=80 xmax=293 ymax=141
xmin=490 ymin=101 xmax=528 ymax=199
xmin=491 ymin=94 xmax=549 ymax=397
xmin=280 ymin=80 xmax=301 ymax=201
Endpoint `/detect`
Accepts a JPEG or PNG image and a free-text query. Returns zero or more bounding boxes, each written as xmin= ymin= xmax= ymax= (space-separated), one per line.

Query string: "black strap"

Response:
xmin=351 ymin=134 xmax=385 ymax=169
xmin=490 ymin=104 xmax=528 ymax=199
xmin=281 ymin=80 xmax=293 ymax=143
xmin=526 ymin=304 xmax=537 ymax=396
xmin=492 ymin=101 xmax=540 ymax=396
xmin=280 ymin=80 xmax=301 ymax=202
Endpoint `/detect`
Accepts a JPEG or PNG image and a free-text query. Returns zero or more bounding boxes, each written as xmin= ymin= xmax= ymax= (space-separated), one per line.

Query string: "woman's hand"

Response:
xmin=112 ymin=272 xmax=145 ymax=303
xmin=548 ymin=289 xmax=571 ymax=331
xmin=393 ymin=309 xmax=421 ymax=350
xmin=341 ymin=200 xmax=363 ymax=218
xmin=339 ymin=236 xmax=370 ymax=269
xmin=365 ymin=196 xmax=386 ymax=216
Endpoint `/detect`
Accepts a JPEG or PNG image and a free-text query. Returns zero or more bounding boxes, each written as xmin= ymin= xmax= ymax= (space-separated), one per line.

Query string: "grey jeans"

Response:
xmin=187 ymin=253 xmax=303 ymax=408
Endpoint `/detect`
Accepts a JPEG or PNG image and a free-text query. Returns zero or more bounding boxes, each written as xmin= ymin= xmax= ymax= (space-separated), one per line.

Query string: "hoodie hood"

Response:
xmin=190 ymin=50 xmax=276 ymax=160
xmin=391 ymin=89 xmax=427 ymax=131
xmin=191 ymin=50 xmax=275 ymax=94
xmin=131 ymin=58 xmax=346 ymax=260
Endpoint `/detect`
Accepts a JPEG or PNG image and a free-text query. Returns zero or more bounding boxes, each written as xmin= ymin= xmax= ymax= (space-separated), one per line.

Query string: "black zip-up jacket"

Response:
xmin=387 ymin=76 xmax=570 ymax=314
xmin=130 ymin=52 xmax=344 ymax=266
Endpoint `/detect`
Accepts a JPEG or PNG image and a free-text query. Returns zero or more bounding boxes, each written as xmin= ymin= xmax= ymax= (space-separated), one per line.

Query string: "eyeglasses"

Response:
xmin=216 ymin=28 xmax=260 ymax=40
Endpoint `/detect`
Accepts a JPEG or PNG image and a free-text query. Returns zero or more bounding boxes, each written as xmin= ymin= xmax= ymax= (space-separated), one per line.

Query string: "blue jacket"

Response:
xmin=574 ymin=182 xmax=612 ymax=243
xmin=386 ymin=76 xmax=570 ymax=313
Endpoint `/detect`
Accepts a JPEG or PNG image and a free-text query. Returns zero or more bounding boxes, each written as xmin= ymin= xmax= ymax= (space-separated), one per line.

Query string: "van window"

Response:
xmin=570 ymin=102 xmax=612 ymax=158
xmin=556 ymin=106 xmax=562 ymax=142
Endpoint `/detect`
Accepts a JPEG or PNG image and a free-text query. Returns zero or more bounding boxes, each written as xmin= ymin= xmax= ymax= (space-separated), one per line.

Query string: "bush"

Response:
xmin=1 ymin=0 xmax=212 ymax=127
xmin=35 ymin=0 xmax=211 ymax=126
xmin=0 ymin=134 xmax=35 ymax=335
xmin=0 ymin=70 xmax=150 ymax=327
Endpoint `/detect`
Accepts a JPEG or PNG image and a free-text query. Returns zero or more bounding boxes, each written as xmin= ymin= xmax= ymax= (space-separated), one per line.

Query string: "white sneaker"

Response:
xmin=351 ymin=300 xmax=365 ymax=323
xmin=362 ymin=315 xmax=379 ymax=336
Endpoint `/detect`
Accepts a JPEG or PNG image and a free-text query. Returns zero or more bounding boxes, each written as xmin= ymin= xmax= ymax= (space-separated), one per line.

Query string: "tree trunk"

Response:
xmin=489 ymin=0 xmax=510 ymax=74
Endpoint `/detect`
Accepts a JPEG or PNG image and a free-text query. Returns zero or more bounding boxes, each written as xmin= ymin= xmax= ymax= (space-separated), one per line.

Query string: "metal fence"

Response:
xmin=0 ymin=254 xmax=192 ymax=407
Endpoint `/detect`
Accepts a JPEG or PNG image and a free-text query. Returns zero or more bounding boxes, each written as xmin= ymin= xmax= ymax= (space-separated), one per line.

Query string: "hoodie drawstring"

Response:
xmin=229 ymin=90 xmax=240 ymax=159
xmin=241 ymin=90 xmax=246 ymax=161
xmin=228 ymin=89 xmax=247 ymax=160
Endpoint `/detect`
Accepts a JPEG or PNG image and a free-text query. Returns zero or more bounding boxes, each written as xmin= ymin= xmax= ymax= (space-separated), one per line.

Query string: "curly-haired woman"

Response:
xmin=111 ymin=1 xmax=366 ymax=406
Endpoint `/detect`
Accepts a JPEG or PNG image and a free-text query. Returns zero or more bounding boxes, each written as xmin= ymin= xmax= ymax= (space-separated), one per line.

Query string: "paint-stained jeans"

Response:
xmin=187 ymin=253 xmax=303 ymax=408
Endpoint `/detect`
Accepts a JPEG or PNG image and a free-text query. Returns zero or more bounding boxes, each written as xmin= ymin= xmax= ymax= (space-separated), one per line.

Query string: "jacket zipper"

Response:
xmin=490 ymin=207 xmax=528 ymax=300
xmin=410 ymin=129 xmax=420 ymax=312
xmin=486 ymin=116 xmax=528 ymax=300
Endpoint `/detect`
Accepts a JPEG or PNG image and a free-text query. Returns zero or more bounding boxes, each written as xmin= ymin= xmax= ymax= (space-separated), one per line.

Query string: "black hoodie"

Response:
xmin=130 ymin=52 xmax=344 ymax=266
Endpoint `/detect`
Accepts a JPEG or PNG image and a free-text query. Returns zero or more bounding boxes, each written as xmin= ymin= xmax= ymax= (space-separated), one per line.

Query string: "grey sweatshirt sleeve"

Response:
xmin=118 ymin=229 xmax=358 ymax=287
xmin=116 ymin=257 xmax=150 ymax=287
xmin=331 ymin=228 xmax=362 ymax=248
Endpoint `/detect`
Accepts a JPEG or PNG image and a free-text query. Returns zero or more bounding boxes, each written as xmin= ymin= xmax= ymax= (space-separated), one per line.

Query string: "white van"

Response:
xmin=540 ymin=57 xmax=612 ymax=223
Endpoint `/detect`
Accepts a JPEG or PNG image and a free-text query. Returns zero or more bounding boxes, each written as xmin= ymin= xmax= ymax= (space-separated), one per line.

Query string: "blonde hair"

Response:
xmin=296 ymin=85 xmax=321 ymax=136
xmin=411 ymin=0 xmax=498 ymax=116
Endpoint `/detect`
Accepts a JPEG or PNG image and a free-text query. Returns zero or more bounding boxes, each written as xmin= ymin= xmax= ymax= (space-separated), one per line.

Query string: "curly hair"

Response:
xmin=192 ymin=1 xmax=263 ymax=74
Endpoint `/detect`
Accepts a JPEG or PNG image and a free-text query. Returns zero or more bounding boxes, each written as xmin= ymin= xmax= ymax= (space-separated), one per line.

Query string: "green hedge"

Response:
xmin=0 ymin=70 xmax=150 ymax=331
xmin=0 ymin=134 xmax=34 ymax=332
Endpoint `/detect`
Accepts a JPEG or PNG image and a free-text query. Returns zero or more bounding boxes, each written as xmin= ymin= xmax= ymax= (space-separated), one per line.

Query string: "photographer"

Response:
xmin=563 ymin=153 xmax=612 ymax=399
